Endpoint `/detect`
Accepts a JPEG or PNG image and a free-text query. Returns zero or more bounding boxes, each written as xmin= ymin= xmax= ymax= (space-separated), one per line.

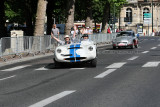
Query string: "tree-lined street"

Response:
xmin=0 ymin=36 xmax=160 ymax=107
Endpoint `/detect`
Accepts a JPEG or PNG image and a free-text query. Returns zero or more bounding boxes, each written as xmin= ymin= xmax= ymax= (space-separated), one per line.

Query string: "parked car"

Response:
xmin=54 ymin=40 xmax=97 ymax=67
xmin=112 ymin=30 xmax=138 ymax=49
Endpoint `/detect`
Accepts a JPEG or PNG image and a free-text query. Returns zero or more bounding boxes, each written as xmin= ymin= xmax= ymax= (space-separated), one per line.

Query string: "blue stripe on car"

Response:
xmin=70 ymin=44 xmax=75 ymax=62
xmin=69 ymin=44 xmax=81 ymax=62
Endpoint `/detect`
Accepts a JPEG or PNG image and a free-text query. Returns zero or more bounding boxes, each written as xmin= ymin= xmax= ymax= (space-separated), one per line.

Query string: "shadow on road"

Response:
xmin=45 ymin=62 xmax=92 ymax=69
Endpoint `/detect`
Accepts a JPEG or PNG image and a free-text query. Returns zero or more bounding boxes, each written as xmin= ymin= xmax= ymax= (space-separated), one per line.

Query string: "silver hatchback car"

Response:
xmin=112 ymin=31 xmax=138 ymax=49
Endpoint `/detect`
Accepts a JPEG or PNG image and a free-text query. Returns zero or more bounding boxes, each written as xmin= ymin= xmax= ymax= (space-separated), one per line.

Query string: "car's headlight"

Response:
xmin=88 ymin=46 xmax=93 ymax=51
xmin=57 ymin=49 xmax=62 ymax=53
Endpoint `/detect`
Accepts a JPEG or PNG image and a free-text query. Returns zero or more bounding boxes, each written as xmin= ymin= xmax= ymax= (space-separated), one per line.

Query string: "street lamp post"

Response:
xmin=152 ymin=0 xmax=153 ymax=32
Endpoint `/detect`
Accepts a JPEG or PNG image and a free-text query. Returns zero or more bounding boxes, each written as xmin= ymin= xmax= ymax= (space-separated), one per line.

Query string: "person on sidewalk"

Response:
xmin=107 ymin=26 xmax=111 ymax=34
xmin=51 ymin=24 xmax=60 ymax=46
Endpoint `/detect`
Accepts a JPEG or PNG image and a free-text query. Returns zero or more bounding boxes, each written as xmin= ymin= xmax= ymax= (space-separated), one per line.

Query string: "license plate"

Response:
xmin=118 ymin=43 xmax=126 ymax=46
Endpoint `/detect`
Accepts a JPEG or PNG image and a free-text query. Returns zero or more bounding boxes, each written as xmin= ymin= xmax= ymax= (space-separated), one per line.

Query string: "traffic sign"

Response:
xmin=144 ymin=13 xmax=151 ymax=24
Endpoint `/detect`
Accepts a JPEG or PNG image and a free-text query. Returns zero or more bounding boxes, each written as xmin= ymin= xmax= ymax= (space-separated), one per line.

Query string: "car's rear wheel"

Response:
xmin=91 ymin=58 xmax=97 ymax=67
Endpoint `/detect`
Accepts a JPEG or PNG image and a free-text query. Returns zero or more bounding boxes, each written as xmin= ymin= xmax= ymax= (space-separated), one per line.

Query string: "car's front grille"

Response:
xmin=117 ymin=42 xmax=127 ymax=44
xmin=68 ymin=47 xmax=82 ymax=49
xmin=65 ymin=57 xmax=86 ymax=60
xmin=61 ymin=54 xmax=72 ymax=56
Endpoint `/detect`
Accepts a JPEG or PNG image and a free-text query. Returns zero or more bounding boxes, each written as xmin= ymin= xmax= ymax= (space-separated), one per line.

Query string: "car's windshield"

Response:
xmin=117 ymin=32 xmax=132 ymax=37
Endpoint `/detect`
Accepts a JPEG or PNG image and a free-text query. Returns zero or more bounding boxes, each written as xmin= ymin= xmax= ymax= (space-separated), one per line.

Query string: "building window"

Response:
xmin=143 ymin=8 xmax=149 ymax=20
xmin=124 ymin=8 xmax=132 ymax=22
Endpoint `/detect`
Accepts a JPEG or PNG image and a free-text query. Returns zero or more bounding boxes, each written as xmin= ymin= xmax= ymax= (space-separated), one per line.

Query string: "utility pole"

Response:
xmin=114 ymin=3 xmax=115 ymax=33
xmin=152 ymin=0 xmax=153 ymax=32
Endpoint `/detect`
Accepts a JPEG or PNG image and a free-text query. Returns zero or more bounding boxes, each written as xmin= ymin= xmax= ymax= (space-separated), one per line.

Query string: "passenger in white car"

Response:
xmin=51 ymin=27 xmax=76 ymax=45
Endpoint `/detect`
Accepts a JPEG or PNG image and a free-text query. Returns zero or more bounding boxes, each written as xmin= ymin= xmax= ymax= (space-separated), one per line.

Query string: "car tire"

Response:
xmin=53 ymin=58 xmax=61 ymax=68
xmin=130 ymin=43 xmax=135 ymax=49
xmin=91 ymin=58 xmax=97 ymax=67
xmin=113 ymin=46 xmax=116 ymax=49
xmin=135 ymin=43 xmax=138 ymax=48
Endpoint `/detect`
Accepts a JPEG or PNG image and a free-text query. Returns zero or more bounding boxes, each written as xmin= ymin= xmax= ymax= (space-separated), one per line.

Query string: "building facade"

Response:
xmin=120 ymin=0 xmax=160 ymax=35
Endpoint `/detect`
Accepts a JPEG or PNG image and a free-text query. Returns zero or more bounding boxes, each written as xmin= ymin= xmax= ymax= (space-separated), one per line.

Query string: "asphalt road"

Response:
xmin=0 ymin=36 xmax=160 ymax=107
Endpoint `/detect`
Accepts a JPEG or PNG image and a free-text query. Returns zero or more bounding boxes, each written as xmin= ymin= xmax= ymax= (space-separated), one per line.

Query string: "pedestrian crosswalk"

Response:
xmin=142 ymin=61 xmax=160 ymax=67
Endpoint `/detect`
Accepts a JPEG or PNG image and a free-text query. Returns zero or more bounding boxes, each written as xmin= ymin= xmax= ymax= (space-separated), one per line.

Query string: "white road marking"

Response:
xmin=1 ymin=65 xmax=30 ymax=71
xmin=0 ymin=75 xmax=16 ymax=81
xmin=151 ymin=39 xmax=155 ymax=40
xmin=94 ymin=69 xmax=116 ymax=78
xmin=70 ymin=68 xmax=85 ymax=70
xmin=29 ymin=90 xmax=76 ymax=107
xmin=142 ymin=51 xmax=149 ymax=54
xmin=35 ymin=67 xmax=48 ymax=71
xmin=127 ymin=56 xmax=139 ymax=61
xmin=151 ymin=47 xmax=157 ymax=49
xmin=106 ymin=62 xmax=126 ymax=69
xmin=142 ymin=61 xmax=160 ymax=67
xmin=158 ymin=44 xmax=160 ymax=46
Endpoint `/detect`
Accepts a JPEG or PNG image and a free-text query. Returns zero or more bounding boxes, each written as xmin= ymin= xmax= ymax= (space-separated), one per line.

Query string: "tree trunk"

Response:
xmin=85 ymin=0 xmax=93 ymax=28
xmin=25 ymin=0 xmax=33 ymax=36
xmin=34 ymin=0 xmax=48 ymax=36
xmin=46 ymin=0 xmax=54 ymax=35
xmin=65 ymin=0 xmax=75 ymax=35
xmin=101 ymin=1 xmax=110 ymax=33
xmin=0 ymin=0 xmax=7 ymax=38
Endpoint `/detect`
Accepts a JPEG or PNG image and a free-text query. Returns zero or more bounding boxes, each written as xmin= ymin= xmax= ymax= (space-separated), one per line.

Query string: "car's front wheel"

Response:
xmin=53 ymin=58 xmax=61 ymax=68
xmin=113 ymin=46 xmax=116 ymax=49
xmin=90 ymin=58 xmax=97 ymax=67
xmin=130 ymin=43 xmax=135 ymax=49
xmin=135 ymin=43 xmax=138 ymax=48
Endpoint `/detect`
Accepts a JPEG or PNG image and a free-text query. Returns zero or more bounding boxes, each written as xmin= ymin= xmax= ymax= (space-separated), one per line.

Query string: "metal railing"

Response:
xmin=0 ymin=33 xmax=116 ymax=61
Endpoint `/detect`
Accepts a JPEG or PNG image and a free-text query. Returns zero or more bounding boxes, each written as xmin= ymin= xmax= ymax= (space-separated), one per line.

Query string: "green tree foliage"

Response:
xmin=0 ymin=0 xmax=6 ymax=38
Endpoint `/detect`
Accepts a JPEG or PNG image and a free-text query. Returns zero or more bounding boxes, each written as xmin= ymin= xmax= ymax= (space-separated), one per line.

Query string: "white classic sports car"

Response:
xmin=54 ymin=40 xmax=97 ymax=67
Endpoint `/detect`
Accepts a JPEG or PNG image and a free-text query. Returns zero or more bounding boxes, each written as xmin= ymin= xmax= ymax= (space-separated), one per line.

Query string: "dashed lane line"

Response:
xmin=35 ymin=67 xmax=48 ymax=71
xmin=1 ymin=65 xmax=31 ymax=71
xmin=127 ymin=56 xmax=139 ymax=61
xmin=142 ymin=51 xmax=149 ymax=54
xmin=142 ymin=61 xmax=160 ymax=67
xmin=0 ymin=75 xmax=16 ymax=81
xmin=106 ymin=62 xmax=127 ymax=69
xmin=151 ymin=47 xmax=157 ymax=50
xmin=94 ymin=69 xmax=116 ymax=78
xmin=29 ymin=90 xmax=76 ymax=107
xmin=70 ymin=68 xmax=85 ymax=70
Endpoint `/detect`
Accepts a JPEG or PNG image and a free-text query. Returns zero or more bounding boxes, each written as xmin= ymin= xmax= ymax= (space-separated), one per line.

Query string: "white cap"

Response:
xmin=64 ymin=35 xmax=70 ymax=38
